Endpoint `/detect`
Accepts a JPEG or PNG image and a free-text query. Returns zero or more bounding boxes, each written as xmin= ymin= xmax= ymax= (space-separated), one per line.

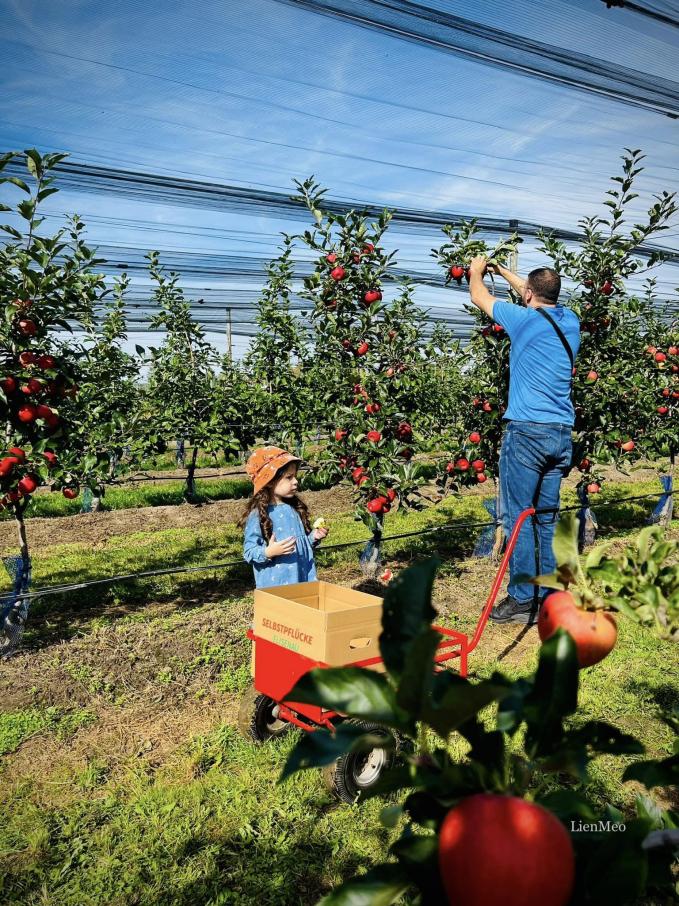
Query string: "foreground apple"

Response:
xmin=439 ymin=793 xmax=574 ymax=906
xmin=538 ymin=590 xmax=617 ymax=667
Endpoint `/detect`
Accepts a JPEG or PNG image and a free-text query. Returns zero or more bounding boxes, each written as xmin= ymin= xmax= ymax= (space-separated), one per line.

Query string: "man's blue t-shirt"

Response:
xmin=492 ymin=301 xmax=580 ymax=426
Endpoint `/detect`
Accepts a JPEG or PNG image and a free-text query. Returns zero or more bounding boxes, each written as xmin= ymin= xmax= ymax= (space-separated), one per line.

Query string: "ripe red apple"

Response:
xmin=657 ymin=406 xmax=669 ymax=415
xmin=586 ymin=370 xmax=598 ymax=382
xmin=325 ymin=252 xmax=337 ymax=264
xmin=481 ymin=326 xmax=491 ymax=338
xmin=579 ymin=458 xmax=591 ymax=471
xmin=668 ymin=345 xmax=678 ymax=356
xmin=363 ymin=289 xmax=382 ymax=305
xmin=367 ymin=496 xmax=387 ymax=514
xmin=538 ymin=590 xmax=617 ymax=668
xmin=27 ymin=378 xmax=43 ymax=393
xmin=7 ymin=489 xmax=22 ymax=503
xmin=399 ymin=447 xmax=413 ymax=460
xmin=341 ymin=339 xmax=352 ymax=351
xmin=587 ymin=481 xmax=600 ymax=494
xmin=356 ymin=342 xmax=369 ymax=356
xmin=471 ymin=459 xmax=485 ymax=472
xmin=335 ymin=429 xmax=348 ymax=442
xmin=17 ymin=474 xmax=38 ymax=495
xmin=449 ymin=265 xmax=464 ymax=280
xmin=455 ymin=458 xmax=470 ymax=470
xmin=446 ymin=461 xmax=455 ymax=474
xmin=18 ymin=319 xmax=37 ymax=336
xmin=0 ymin=457 xmax=17 ymax=477
xmin=438 ymin=793 xmax=575 ymax=906
xmin=396 ymin=421 xmax=413 ymax=441
xmin=386 ymin=367 xmax=395 ymax=377
xmin=662 ymin=388 xmax=670 ymax=397
xmin=1 ymin=377 xmax=17 ymax=394
xmin=388 ymin=330 xmax=397 ymax=340
xmin=655 ymin=352 xmax=667 ymax=363
xmin=472 ymin=397 xmax=481 ymax=408
xmin=386 ymin=489 xmax=397 ymax=502
xmin=352 ymin=252 xmax=361 ymax=264
xmin=330 ymin=266 xmax=346 ymax=281
xmin=492 ymin=323 xmax=504 ymax=333
xmin=351 ymin=467 xmax=366 ymax=484
xmin=19 ymin=351 xmax=36 ymax=366
xmin=476 ymin=472 xmax=488 ymax=483
xmin=620 ymin=440 xmax=635 ymax=452
xmin=583 ymin=278 xmax=593 ymax=288
xmin=43 ymin=450 xmax=58 ymax=467
xmin=362 ymin=243 xmax=374 ymax=254
xmin=62 ymin=487 xmax=79 ymax=499
xmin=646 ymin=345 xmax=657 ymax=355
xmin=672 ymin=365 xmax=679 ymax=373
xmin=325 ymin=298 xmax=337 ymax=309
xmin=482 ymin=401 xmax=492 ymax=412
xmin=366 ymin=430 xmax=381 ymax=443
xmin=673 ymin=391 xmax=679 ymax=399
xmin=600 ymin=280 xmax=614 ymax=296
xmin=38 ymin=354 xmax=56 ymax=370
xmin=469 ymin=432 xmax=481 ymax=444
xmin=17 ymin=404 xmax=37 ymax=423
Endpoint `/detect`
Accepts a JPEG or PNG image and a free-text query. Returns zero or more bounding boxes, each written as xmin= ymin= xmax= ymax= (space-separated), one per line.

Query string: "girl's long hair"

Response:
xmin=238 ymin=464 xmax=312 ymax=541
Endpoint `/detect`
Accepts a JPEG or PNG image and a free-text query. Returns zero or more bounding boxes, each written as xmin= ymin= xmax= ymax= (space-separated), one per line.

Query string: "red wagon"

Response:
xmin=238 ymin=507 xmax=535 ymax=802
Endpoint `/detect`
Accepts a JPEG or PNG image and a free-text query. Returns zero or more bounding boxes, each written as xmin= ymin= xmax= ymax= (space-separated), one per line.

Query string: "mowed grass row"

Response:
xmin=0 ymin=519 xmax=677 ymax=904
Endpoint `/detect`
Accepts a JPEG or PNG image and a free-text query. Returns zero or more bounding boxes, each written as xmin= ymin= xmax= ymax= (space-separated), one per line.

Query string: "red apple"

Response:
xmin=482 ymin=401 xmax=492 ymax=412
xmin=335 ymin=429 xmax=348 ymax=442
xmin=620 ymin=440 xmax=635 ymax=452
xmin=362 ymin=243 xmax=374 ymax=254
xmin=471 ymin=459 xmax=485 ymax=472
xmin=657 ymin=406 xmax=669 ymax=415
xmin=325 ymin=252 xmax=337 ymax=264
xmin=19 ymin=351 xmax=36 ymax=366
xmin=600 ymin=280 xmax=614 ymax=295
xmin=27 ymin=378 xmax=43 ymax=394
xmin=330 ymin=266 xmax=346 ymax=281
xmin=356 ymin=342 xmax=369 ymax=356
xmin=655 ymin=352 xmax=667 ymax=363
xmin=325 ymin=298 xmax=337 ymax=310
xmin=492 ymin=323 xmax=504 ymax=333
xmin=538 ymin=590 xmax=617 ymax=668
xmin=18 ymin=319 xmax=37 ymax=336
xmin=586 ymin=370 xmax=598 ymax=382
xmin=438 ymin=794 xmax=574 ymax=906
xmin=386 ymin=367 xmax=395 ymax=377
xmin=17 ymin=405 xmax=37 ymax=423
xmin=43 ymin=450 xmax=58 ymax=467
xmin=445 ymin=461 xmax=455 ymax=474
xmin=579 ymin=458 xmax=591 ymax=471
xmin=469 ymin=432 xmax=481 ymax=444
xmin=367 ymin=496 xmax=387 ymax=514
xmin=351 ymin=467 xmax=366 ymax=484
xmin=386 ymin=489 xmax=397 ymax=502
xmin=399 ymin=448 xmax=413 ymax=460
xmin=476 ymin=472 xmax=488 ymax=483
xmin=17 ymin=474 xmax=38 ymax=495
xmin=0 ymin=457 xmax=17 ymax=477
xmin=363 ymin=289 xmax=382 ymax=305
xmin=455 ymin=458 xmax=470 ymax=470
xmin=1 ymin=377 xmax=17 ymax=394
xmin=449 ymin=265 xmax=464 ymax=280
xmin=341 ymin=339 xmax=352 ymax=351
xmin=668 ymin=346 xmax=678 ymax=356
xmin=646 ymin=345 xmax=657 ymax=355
xmin=395 ymin=421 xmax=413 ymax=441
xmin=38 ymin=355 xmax=56 ymax=370
xmin=662 ymin=388 xmax=670 ymax=397
xmin=62 ymin=487 xmax=79 ymax=499
xmin=587 ymin=481 xmax=600 ymax=494
xmin=366 ymin=430 xmax=381 ymax=443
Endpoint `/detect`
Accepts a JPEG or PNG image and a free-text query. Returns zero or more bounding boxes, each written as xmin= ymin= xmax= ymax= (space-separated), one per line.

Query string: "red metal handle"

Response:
xmin=467 ymin=506 xmax=536 ymax=654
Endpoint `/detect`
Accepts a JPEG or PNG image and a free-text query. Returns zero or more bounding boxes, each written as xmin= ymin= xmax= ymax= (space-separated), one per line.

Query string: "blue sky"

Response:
xmin=1 ymin=0 xmax=678 ymax=357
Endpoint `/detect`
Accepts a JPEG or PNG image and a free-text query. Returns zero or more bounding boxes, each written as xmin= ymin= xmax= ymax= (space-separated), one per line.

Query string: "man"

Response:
xmin=465 ymin=256 xmax=580 ymax=624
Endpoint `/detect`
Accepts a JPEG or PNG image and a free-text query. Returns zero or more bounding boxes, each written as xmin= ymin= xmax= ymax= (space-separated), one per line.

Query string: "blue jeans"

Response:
xmin=499 ymin=420 xmax=572 ymax=604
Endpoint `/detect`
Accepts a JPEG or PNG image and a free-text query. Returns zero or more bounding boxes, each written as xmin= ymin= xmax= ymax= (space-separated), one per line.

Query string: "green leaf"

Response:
xmin=583 ymin=819 xmax=651 ymax=905
xmin=524 ymin=629 xmax=578 ymax=758
xmin=390 ymin=833 xmax=447 ymax=900
xmin=318 ymin=864 xmax=411 ymax=905
xmin=379 ymin=558 xmax=439 ymax=679
xmin=2 ymin=176 xmax=30 ymax=193
xmin=551 ymin=514 xmax=580 ymax=575
xmin=283 ymin=667 xmax=409 ymax=730
xmin=279 ymin=723 xmax=394 ymax=781
xmin=395 ymin=627 xmax=440 ymax=717
xmin=423 ymin=671 xmax=511 ymax=739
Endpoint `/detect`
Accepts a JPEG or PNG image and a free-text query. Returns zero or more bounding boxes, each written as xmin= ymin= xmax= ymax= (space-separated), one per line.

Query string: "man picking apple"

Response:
xmin=465 ymin=256 xmax=580 ymax=624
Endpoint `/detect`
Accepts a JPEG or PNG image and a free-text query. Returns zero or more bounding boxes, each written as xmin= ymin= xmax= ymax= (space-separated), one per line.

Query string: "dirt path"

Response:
xmin=0 ymin=485 xmax=356 ymax=553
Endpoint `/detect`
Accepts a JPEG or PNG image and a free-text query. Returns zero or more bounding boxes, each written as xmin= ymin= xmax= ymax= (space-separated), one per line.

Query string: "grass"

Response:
xmin=0 ymin=481 xmax=676 ymax=905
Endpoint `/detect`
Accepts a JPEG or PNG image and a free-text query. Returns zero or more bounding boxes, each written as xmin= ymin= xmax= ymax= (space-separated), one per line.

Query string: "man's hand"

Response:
xmin=469 ymin=255 xmax=488 ymax=276
xmin=266 ymin=534 xmax=297 ymax=558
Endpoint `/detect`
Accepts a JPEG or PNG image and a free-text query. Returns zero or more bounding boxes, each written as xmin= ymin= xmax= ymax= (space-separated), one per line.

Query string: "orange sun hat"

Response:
xmin=245 ymin=447 xmax=301 ymax=495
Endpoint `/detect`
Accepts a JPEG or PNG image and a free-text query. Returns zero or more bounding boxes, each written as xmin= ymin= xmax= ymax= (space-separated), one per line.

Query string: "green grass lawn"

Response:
xmin=0 ymin=482 xmax=676 ymax=905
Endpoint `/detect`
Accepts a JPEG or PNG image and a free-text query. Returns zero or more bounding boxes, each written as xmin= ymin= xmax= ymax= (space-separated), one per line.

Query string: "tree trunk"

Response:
xmin=184 ymin=445 xmax=200 ymax=504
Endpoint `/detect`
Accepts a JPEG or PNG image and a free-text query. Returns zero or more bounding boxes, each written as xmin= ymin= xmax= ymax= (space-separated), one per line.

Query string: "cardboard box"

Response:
xmin=253 ymin=580 xmax=384 ymax=666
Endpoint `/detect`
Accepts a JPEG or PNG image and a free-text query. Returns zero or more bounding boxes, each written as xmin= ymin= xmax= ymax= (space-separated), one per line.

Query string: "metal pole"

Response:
xmin=509 ymin=219 xmax=519 ymax=272
xmin=226 ymin=307 xmax=233 ymax=361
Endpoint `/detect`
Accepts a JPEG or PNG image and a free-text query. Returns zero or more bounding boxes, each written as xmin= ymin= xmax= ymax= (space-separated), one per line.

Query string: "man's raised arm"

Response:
xmin=467 ymin=256 xmax=496 ymax=318
xmin=491 ymin=262 xmax=526 ymax=298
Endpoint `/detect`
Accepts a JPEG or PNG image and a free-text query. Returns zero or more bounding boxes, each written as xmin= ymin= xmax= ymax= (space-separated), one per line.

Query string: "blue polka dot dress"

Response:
xmin=243 ymin=503 xmax=320 ymax=589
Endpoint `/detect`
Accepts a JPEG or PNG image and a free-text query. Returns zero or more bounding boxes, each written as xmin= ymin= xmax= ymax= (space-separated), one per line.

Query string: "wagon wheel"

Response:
xmin=238 ymin=683 xmax=290 ymax=743
xmin=323 ymin=718 xmax=412 ymax=803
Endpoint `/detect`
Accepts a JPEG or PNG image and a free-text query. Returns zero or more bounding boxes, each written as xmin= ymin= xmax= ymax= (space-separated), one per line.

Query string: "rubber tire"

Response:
xmin=238 ymin=683 xmax=291 ymax=743
xmin=323 ymin=719 xmax=406 ymax=803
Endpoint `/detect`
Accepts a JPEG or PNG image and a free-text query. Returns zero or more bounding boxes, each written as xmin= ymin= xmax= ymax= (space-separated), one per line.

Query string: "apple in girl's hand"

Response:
xmin=312 ymin=517 xmax=329 ymax=542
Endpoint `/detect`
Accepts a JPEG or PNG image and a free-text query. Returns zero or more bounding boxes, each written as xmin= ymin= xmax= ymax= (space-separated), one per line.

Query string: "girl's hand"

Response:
xmin=312 ymin=526 xmax=329 ymax=542
xmin=266 ymin=534 xmax=297 ymax=558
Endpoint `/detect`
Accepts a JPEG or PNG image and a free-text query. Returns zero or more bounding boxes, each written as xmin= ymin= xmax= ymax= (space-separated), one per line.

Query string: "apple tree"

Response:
xmin=0 ymin=149 xmax=117 ymax=652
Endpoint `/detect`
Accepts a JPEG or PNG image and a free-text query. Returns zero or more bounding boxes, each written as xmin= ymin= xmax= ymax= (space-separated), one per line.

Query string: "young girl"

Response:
xmin=240 ymin=447 xmax=329 ymax=589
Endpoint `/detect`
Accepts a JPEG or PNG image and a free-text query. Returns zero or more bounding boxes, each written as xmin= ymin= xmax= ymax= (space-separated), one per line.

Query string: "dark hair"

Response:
xmin=527 ymin=267 xmax=561 ymax=304
xmin=238 ymin=461 xmax=311 ymax=541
